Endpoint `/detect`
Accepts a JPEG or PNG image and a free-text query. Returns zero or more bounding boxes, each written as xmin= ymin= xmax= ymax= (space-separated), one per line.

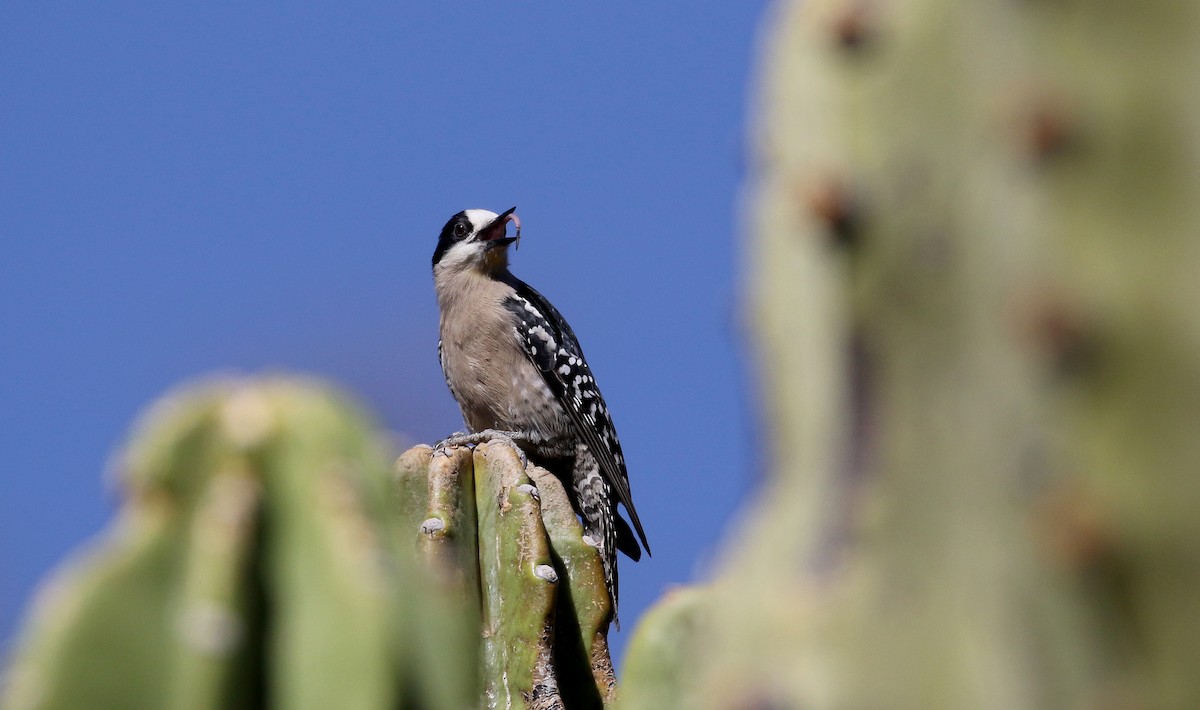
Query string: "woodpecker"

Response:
xmin=431 ymin=207 xmax=649 ymax=616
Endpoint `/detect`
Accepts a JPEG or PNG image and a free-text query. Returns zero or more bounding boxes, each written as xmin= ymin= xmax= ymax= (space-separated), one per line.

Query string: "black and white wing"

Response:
xmin=502 ymin=277 xmax=651 ymax=557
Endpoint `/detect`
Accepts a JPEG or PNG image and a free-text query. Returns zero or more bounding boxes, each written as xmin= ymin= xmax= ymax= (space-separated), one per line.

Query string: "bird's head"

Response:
xmin=432 ymin=207 xmax=521 ymax=275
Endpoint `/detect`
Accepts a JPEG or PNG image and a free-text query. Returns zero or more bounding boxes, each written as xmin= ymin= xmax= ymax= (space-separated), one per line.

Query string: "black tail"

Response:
xmin=616 ymin=514 xmax=642 ymax=561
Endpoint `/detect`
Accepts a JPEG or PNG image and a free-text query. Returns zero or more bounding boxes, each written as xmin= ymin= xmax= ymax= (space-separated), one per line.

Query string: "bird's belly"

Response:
xmin=444 ymin=341 xmax=568 ymax=440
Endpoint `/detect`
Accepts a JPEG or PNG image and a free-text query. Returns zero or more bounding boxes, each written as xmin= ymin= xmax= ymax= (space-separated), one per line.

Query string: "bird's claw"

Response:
xmin=470 ymin=429 xmax=529 ymax=470
xmin=433 ymin=430 xmax=528 ymax=469
xmin=433 ymin=431 xmax=467 ymax=458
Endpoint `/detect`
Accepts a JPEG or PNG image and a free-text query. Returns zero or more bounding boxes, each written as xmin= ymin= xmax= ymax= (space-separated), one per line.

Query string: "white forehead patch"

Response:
xmin=462 ymin=209 xmax=499 ymax=234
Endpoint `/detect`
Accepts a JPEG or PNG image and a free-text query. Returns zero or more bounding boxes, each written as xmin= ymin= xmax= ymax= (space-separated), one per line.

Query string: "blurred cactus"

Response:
xmin=395 ymin=443 xmax=616 ymax=709
xmin=2 ymin=377 xmax=477 ymax=710
xmin=618 ymin=588 xmax=707 ymax=709
xmin=622 ymin=0 xmax=1200 ymax=708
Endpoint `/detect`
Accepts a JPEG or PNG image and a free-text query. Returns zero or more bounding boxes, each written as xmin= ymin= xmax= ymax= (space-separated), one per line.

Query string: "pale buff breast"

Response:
xmin=436 ymin=267 xmax=568 ymax=438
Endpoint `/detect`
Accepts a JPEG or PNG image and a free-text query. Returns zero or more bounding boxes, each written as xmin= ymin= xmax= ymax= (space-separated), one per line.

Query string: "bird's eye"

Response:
xmin=452 ymin=222 xmax=469 ymax=239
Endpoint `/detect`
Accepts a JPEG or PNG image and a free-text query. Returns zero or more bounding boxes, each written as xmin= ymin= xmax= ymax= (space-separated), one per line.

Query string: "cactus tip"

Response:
xmin=219 ymin=386 xmax=276 ymax=450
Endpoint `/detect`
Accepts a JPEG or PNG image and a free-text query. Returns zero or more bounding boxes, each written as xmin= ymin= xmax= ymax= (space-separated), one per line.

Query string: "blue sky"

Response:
xmin=0 ymin=3 xmax=767 ymax=661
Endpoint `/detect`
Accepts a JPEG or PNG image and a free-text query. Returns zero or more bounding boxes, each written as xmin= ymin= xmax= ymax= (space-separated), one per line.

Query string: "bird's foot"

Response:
xmin=432 ymin=431 xmax=467 ymax=458
xmin=433 ymin=429 xmax=528 ymax=469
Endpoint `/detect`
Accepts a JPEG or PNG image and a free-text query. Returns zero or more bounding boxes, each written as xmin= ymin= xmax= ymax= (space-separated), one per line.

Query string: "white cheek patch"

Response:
xmin=437 ymin=240 xmax=485 ymax=271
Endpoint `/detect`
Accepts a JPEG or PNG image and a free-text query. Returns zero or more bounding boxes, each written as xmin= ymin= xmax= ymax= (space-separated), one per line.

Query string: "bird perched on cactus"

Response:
xmin=430 ymin=207 xmax=650 ymax=616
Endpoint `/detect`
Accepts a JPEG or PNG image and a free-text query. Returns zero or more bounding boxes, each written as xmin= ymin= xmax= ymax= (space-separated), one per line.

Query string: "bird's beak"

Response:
xmin=479 ymin=206 xmax=521 ymax=250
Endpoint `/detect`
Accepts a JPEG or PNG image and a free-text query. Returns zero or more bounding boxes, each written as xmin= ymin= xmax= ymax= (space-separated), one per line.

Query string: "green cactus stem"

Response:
xmin=526 ymin=465 xmax=615 ymax=704
xmin=389 ymin=445 xmax=483 ymax=710
xmin=472 ymin=443 xmax=562 ymax=709
xmin=396 ymin=441 xmax=617 ymax=709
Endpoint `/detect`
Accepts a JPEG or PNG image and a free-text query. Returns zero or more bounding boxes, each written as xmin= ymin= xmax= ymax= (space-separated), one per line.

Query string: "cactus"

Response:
xmin=395 ymin=442 xmax=616 ymax=709
xmin=622 ymin=0 xmax=1200 ymax=708
xmin=618 ymin=588 xmax=707 ymax=710
xmin=5 ymin=377 xmax=616 ymax=710
xmin=2 ymin=377 xmax=477 ymax=710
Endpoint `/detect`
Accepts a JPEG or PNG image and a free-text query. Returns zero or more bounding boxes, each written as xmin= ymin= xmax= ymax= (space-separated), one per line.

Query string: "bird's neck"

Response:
xmin=435 ymin=265 xmax=514 ymax=318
